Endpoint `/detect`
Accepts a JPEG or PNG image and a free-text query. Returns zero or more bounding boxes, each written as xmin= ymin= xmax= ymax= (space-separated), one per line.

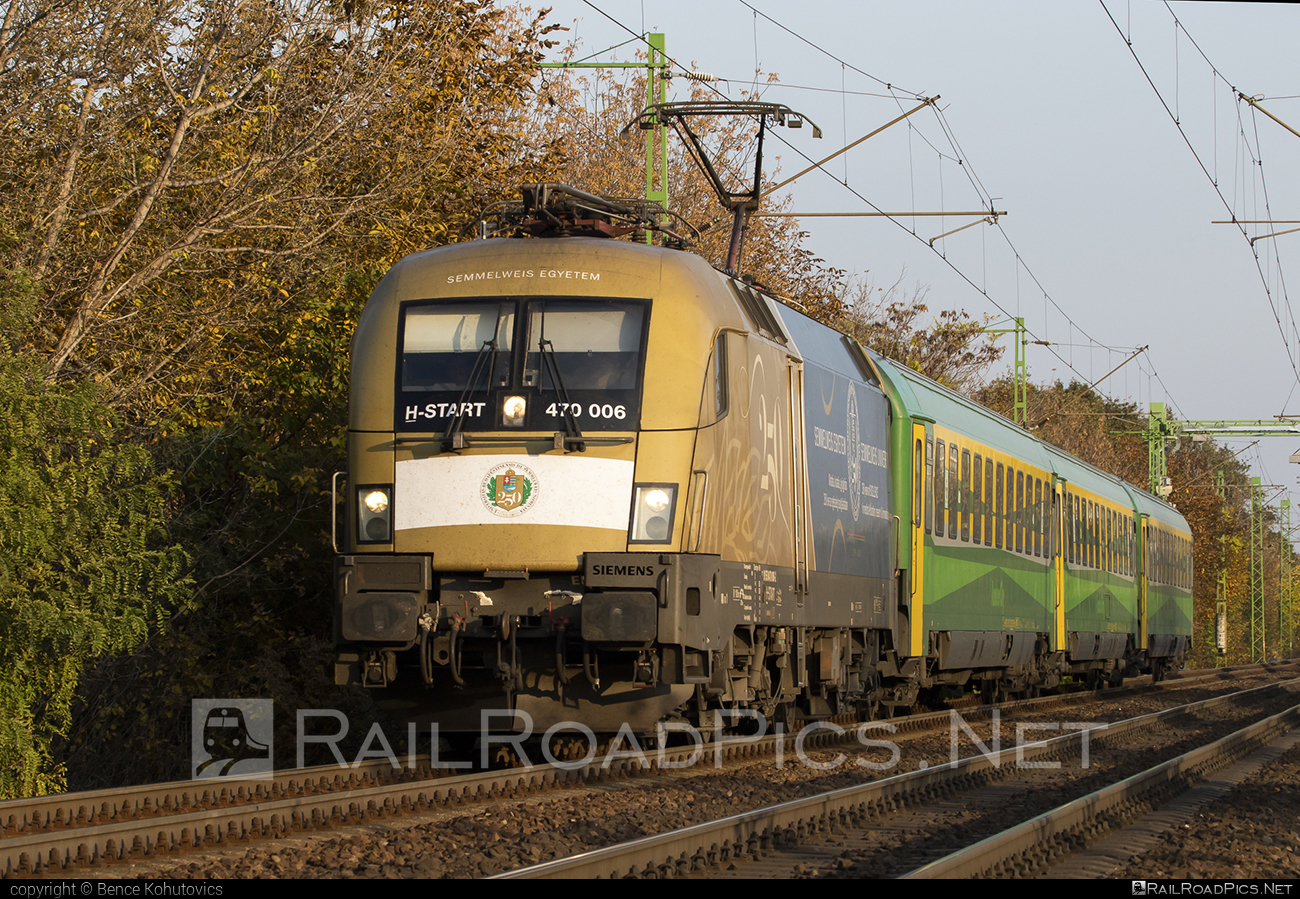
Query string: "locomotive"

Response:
xmin=332 ymin=185 xmax=1192 ymax=734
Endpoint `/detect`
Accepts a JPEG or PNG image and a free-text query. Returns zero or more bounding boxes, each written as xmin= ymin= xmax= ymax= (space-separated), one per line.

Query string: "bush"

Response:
xmin=0 ymin=271 xmax=190 ymax=798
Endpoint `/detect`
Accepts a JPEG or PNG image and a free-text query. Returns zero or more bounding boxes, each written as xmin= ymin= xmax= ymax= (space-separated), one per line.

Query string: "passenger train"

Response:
xmin=332 ymin=185 xmax=1192 ymax=734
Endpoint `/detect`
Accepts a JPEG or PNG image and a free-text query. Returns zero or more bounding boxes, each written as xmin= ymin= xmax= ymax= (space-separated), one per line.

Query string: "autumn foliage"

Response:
xmin=0 ymin=0 xmax=1291 ymax=799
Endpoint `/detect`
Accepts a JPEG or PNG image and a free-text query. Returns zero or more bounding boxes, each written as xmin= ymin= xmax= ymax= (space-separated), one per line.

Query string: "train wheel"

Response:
xmin=774 ymin=702 xmax=806 ymax=734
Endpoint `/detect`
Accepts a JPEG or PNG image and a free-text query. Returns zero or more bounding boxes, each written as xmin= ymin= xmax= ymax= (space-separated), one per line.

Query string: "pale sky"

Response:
xmin=534 ymin=1 xmax=1300 ymax=522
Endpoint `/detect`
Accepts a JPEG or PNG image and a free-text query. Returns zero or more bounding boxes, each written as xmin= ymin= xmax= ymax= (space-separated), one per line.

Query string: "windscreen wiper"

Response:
xmin=538 ymin=336 xmax=585 ymax=453
xmin=441 ymin=338 xmax=498 ymax=450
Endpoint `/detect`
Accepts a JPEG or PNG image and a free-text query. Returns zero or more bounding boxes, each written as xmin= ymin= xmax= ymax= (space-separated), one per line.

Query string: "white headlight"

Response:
xmin=630 ymin=484 xmax=677 ymax=543
xmin=503 ymin=395 xmax=527 ymax=427
xmin=644 ymin=489 xmax=671 ymax=512
xmin=358 ymin=485 xmax=393 ymax=543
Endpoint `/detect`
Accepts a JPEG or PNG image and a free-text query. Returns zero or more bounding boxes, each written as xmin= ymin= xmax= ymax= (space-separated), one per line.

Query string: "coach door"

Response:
xmin=789 ymin=357 xmax=809 ymax=600
xmin=910 ymin=422 xmax=927 ymax=644
xmin=1052 ymin=477 xmax=1067 ymax=649
xmin=1138 ymin=513 xmax=1150 ymax=650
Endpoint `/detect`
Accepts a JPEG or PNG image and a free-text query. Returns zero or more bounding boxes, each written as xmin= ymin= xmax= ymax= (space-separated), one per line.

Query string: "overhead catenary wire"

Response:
xmin=709 ymin=4 xmax=1182 ymax=409
xmin=569 ymin=0 xmax=1187 ymax=416
xmin=1100 ymin=0 xmax=1300 ymax=398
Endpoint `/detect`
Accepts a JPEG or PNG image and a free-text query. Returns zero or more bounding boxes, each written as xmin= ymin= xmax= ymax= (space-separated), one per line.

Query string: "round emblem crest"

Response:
xmin=481 ymin=462 xmax=540 ymax=518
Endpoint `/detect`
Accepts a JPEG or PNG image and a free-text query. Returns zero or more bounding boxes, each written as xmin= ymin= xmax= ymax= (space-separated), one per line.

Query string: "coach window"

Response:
xmin=1041 ymin=479 xmax=1050 ymax=557
xmin=1076 ymin=501 xmax=1086 ymax=566
xmin=1027 ymin=473 xmax=1035 ymax=555
xmin=1065 ymin=492 xmax=1073 ymax=564
xmin=1005 ymin=467 xmax=1014 ymax=551
xmin=961 ymin=449 xmax=971 ymax=542
xmin=949 ymin=444 xmax=960 ymax=540
xmin=1006 ymin=468 xmax=1016 ymax=552
xmin=914 ymin=438 xmax=924 ymax=529
xmin=1153 ymin=530 xmax=1159 ymax=584
xmin=925 ymin=438 xmax=934 ymax=535
xmin=1123 ymin=516 xmax=1130 ymax=576
xmin=995 ymin=463 xmax=1004 ymax=549
xmin=1123 ymin=519 xmax=1133 ymax=576
xmin=1073 ymin=494 xmax=1081 ymax=565
xmin=1100 ymin=509 xmax=1108 ymax=573
xmin=1032 ymin=478 xmax=1042 ymax=557
xmin=1110 ymin=510 xmax=1117 ymax=573
xmin=1092 ymin=503 xmax=1099 ymax=570
xmin=1098 ymin=508 xmax=1105 ymax=572
xmin=1160 ymin=531 xmax=1166 ymax=585
xmin=1029 ymin=475 xmax=1037 ymax=555
xmin=1160 ymin=530 xmax=1166 ymax=585
xmin=1106 ymin=509 xmax=1113 ymax=573
xmin=1119 ymin=516 xmax=1126 ymax=576
xmin=1092 ymin=502 xmax=1099 ymax=570
xmin=1115 ymin=514 xmax=1120 ymax=574
xmin=1099 ymin=506 xmax=1106 ymax=571
xmin=1118 ymin=513 xmax=1124 ymax=575
xmin=1063 ymin=491 xmax=1071 ymax=564
xmin=1015 ymin=470 xmax=1025 ymax=554
xmin=1010 ymin=467 xmax=1019 ymax=551
xmin=1073 ymin=495 xmax=1081 ymax=566
xmin=1132 ymin=519 xmax=1139 ymax=577
xmin=934 ymin=439 xmax=946 ymax=538
xmin=972 ymin=454 xmax=983 ymax=545
xmin=984 ymin=459 xmax=994 ymax=546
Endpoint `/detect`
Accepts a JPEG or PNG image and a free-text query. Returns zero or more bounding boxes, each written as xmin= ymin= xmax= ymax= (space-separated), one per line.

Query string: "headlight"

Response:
xmin=358 ymin=485 xmax=393 ymax=543
xmin=643 ymin=488 xmax=671 ymax=511
xmin=629 ymin=483 xmax=677 ymax=544
xmin=503 ymin=395 xmax=527 ymax=427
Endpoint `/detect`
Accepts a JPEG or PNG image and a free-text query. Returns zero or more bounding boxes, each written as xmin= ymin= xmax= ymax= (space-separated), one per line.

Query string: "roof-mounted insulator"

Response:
xmin=682 ymin=71 xmax=719 ymax=82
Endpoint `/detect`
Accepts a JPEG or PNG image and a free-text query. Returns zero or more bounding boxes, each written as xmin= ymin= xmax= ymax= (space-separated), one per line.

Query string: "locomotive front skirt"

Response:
xmin=334 ymin=235 xmax=1191 ymax=733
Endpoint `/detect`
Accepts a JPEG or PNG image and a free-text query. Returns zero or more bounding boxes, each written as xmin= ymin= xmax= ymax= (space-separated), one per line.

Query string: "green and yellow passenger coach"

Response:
xmin=877 ymin=356 xmax=1193 ymax=699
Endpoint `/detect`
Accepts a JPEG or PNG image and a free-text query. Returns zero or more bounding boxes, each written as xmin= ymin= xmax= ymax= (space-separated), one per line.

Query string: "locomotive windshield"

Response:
xmin=401 ymin=302 xmax=514 ymax=391
xmin=396 ymin=296 xmax=648 ymax=431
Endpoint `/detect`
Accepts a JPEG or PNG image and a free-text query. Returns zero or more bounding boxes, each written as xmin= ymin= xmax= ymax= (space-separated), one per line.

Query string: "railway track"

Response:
xmin=904 ymin=709 xmax=1300 ymax=878
xmin=2 ymin=663 xmax=1293 ymax=878
xmin=491 ymin=675 xmax=1300 ymax=879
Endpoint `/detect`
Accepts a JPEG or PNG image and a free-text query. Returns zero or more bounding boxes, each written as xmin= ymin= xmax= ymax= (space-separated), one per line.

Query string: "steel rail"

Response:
xmin=3 ymin=663 xmax=1292 ymax=877
xmin=493 ymin=678 xmax=1300 ymax=879
xmin=0 ymin=756 xmax=437 ymax=837
xmin=901 ymin=702 xmax=1300 ymax=879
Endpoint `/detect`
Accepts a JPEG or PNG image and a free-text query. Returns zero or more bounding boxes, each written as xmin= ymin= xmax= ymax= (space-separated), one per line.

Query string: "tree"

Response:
xmin=531 ymin=62 xmax=847 ymax=323
xmin=0 ymin=270 xmax=190 ymax=798
xmin=840 ymin=271 xmax=1004 ymax=393
xmin=0 ymin=0 xmax=560 ymax=419
xmin=0 ymin=0 xmax=568 ymax=791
